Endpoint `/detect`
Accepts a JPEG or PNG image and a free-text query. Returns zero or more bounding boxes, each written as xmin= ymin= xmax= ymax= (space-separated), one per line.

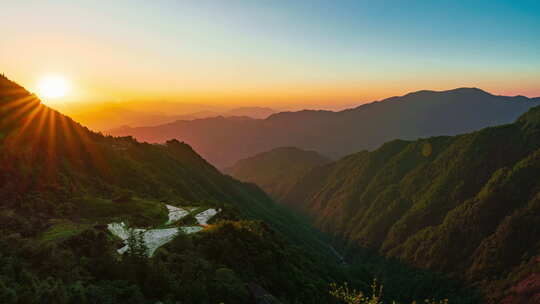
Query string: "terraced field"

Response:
xmin=108 ymin=204 xmax=220 ymax=256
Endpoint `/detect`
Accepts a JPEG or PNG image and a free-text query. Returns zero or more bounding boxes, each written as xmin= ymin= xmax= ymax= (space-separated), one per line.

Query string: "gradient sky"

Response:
xmin=1 ymin=0 xmax=539 ymax=110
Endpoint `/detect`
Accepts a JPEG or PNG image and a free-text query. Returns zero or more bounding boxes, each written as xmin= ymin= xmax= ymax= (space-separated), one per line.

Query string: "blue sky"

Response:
xmin=1 ymin=0 xmax=539 ymax=108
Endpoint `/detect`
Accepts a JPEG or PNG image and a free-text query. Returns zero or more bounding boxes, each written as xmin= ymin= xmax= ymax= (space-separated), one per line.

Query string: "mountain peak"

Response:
xmin=403 ymin=87 xmax=492 ymax=99
xmin=448 ymin=87 xmax=490 ymax=94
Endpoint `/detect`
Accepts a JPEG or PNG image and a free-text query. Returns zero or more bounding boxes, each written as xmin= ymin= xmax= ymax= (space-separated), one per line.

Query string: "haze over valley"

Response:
xmin=110 ymin=88 xmax=540 ymax=168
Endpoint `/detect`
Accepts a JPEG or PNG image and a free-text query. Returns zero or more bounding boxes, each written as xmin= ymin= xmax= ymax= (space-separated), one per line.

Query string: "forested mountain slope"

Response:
xmin=110 ymin=88 xmax=540 ymax=168
xmin=224 ymin=147 xmax=330 ymax=201
xmin=0 ymin=74 xmax=346 ymax=303
xmin=279 ymin=106 xmax=540 ymax=303
xmin=0 ymin=75 xmax=278 ymax=224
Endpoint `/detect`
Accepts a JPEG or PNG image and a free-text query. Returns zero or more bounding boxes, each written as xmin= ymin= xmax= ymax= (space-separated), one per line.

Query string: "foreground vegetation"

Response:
xmin=330 ymin=281 xmax=451 ymax=304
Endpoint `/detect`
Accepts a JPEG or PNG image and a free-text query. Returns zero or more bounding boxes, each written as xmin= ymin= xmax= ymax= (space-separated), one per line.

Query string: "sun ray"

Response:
xmin=59 ymin=113 xmax=82 ymax=168
xmin=1 ymin=95 xmax=40 ymax=124
xmin=14 ymin=104 xmax=44 ymax=138
xmin=30 ymin=104 xmax=50 ymax=151
xmin=43 ymin=108 xmax=59 ymax=182
xmin=72 ymin=120 xmax=111 ymax=178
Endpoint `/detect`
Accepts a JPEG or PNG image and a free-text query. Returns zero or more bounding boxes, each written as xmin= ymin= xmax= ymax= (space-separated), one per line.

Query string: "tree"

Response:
xmin=126 ymin=229 xmax=148 ymax=259
xmin=213 ymin=268 xmax=248 ymax=303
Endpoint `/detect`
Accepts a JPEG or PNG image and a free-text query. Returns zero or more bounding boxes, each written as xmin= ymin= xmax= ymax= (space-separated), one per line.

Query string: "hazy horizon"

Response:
xmin=7 ymin=77 xmax=539 ymax=132
xmin=2 ymin=0 xmax=539 ymax=114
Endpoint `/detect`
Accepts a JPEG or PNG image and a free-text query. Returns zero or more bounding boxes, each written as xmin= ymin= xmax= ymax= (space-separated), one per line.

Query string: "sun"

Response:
xmin=37 ymin=75 xmax=70 ymax=99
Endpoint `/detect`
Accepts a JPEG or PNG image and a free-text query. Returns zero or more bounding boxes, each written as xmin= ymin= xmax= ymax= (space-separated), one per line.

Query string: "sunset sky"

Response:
xmin=2 ymin=0 xmax=539 ymax=111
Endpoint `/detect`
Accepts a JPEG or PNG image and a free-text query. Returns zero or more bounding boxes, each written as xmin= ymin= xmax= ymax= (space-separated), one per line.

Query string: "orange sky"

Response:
xmin=1 ymin=1 xmax=539 ymax=115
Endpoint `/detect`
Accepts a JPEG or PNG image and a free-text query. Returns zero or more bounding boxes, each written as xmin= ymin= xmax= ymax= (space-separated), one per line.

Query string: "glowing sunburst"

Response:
xmin=37 ymin=75 xmax=70 ymax=99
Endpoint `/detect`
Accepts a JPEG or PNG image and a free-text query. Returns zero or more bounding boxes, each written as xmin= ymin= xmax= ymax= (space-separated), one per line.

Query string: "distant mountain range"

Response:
xmin=226 ymin=106 xmax=540 ymax=303
xmin=109 ymin=88 xmax=540 ymax=168
xmin=67 ymin=106 xmax=276 ymax=131
xmin=224 ymin=147 xmax=330 ymax=201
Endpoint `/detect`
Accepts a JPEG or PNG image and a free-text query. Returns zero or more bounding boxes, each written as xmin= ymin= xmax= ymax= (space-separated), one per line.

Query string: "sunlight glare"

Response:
xmin=37 ymin=75 xmax=70 ymax=100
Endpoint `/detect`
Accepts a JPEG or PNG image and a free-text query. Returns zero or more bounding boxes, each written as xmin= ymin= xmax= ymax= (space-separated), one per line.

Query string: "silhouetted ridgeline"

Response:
xmin=109 ymin=88 xmax=540 ymax=168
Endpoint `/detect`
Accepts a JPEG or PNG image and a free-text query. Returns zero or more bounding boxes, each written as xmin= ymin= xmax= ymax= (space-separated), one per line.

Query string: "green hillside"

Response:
xmin=225 ymin=147 xmax=330 ymax=201
xmin=280 ymin=105 xmax=540 ymax=303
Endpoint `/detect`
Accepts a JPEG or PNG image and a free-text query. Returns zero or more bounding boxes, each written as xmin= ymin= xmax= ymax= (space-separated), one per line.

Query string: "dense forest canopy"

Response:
xmin=229 ymin=104 xmax=540 ymax=303
xmin=225 ymin=147 xmax=331 ymax=201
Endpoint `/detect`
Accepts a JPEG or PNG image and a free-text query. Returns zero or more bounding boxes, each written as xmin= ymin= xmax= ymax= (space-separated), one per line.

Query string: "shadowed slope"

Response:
xmin=225 ymin=147 xmax=330 ymax=201
xmin=279 ymin=105 xmax=540 ymax=303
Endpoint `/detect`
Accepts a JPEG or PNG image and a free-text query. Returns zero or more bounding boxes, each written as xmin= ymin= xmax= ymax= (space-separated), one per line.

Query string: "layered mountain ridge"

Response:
xmin=110 ymin=87 xmax=540 ymax=168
